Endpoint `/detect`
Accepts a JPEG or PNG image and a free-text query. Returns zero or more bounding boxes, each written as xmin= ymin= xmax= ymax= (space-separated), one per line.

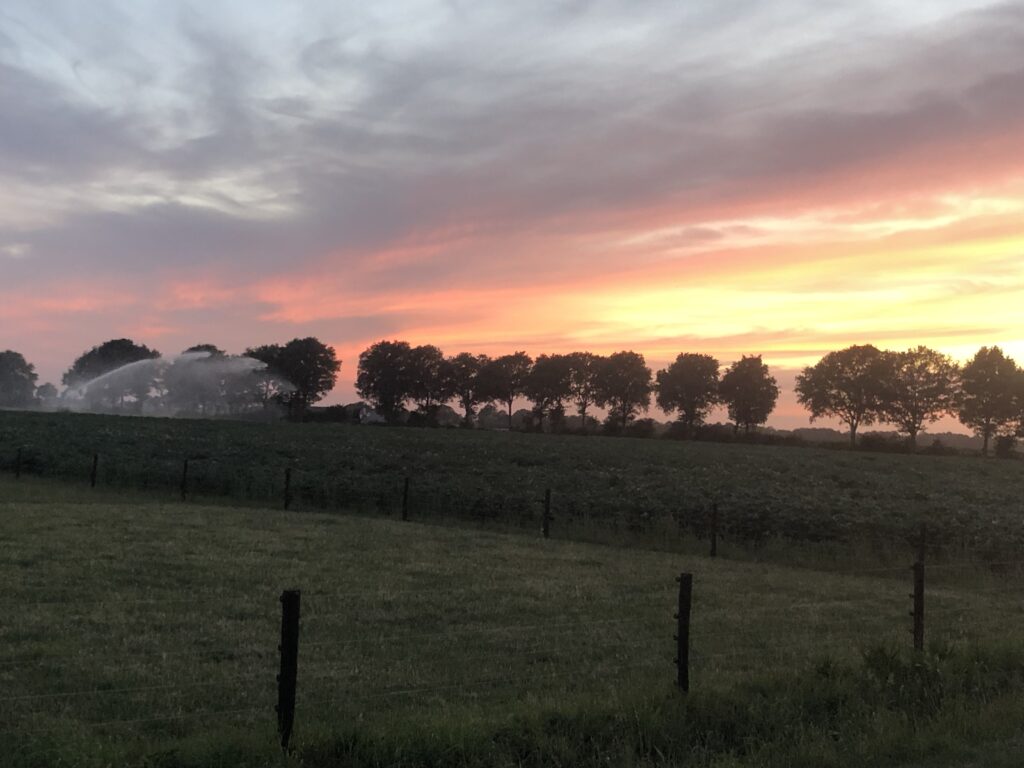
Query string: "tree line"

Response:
xmin=356 ymin=341 xmax=1024 ymax=454
xmin=796 ymin=344 xmax=1023 ymax=455
xmin=0 ymin=337 xmax=340 ymax=418
xmin=2 ymin=337 xmax=1022 ymax=455
xmin=355 ymin=341 xmax=780 ymax=435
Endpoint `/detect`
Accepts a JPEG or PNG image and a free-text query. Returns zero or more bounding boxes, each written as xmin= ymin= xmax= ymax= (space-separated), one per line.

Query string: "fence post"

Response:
xmin=911 ymin=524 xmax=925 ymax=652
xmin=180 ymin=459 xmax=189 ymax=502
xmin=277 ymin=589 xmax=301 ymax=752
xmin=542 ymin=489 xmax=552 ymax=539
xmin=402 ymin=477 xmax=410 ymax=521
xmin=90 ymin=453 xmax=99 ymax=489
xmin=675 ymin=572 xmax=692 ymax=691
xmin=15 ymin=448 xmax=22 ymax=480
xmin=709 ymin=502 xmax=718 ymax=558
xmin=284 ymin=468 xmax=293 ymax=511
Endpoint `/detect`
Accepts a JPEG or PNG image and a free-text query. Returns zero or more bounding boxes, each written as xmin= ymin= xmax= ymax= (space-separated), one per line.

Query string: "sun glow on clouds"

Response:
xmin=2 ymin=1 xmax=1024 ymax=429
xmin=244 ymin=189 xmax=1024 ymax=378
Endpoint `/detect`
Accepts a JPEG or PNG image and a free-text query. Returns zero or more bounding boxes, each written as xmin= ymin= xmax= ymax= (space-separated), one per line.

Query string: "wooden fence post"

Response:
xmin=911 ymin=524 xmax=925 ymax=652
xmin=180 ymin=459 xmax=189 ymax=502
xmin=709 ymin=502 xmax=718 ymax=558
xmin=284 ymin=468 xmax=293 ymax=511
xmin=90 ymin=453 xmax=99 ymax=489
xmin=542 ymin=489 xmax=552 ymax=539
xmin=675 ymin=572 xmax=693 ymax=691
xmin=14 ymin=448 xmax=22 ymax=480
xmin=277 ymin=589 xmax=301 ymax=751
xmin=402 ymin=477 xmax=410 ymax=521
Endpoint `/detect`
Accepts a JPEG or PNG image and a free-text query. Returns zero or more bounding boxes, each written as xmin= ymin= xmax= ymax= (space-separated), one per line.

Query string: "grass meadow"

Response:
xmin=3 ymin=470 xmax=1024 ymax=767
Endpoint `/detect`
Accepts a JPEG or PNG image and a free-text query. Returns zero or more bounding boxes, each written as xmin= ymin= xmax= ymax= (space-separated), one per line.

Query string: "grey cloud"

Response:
xmin=1 ymin=0 xmax=1023 ymax=295
xmin=0 ymin=62 xmax=146 ymax=181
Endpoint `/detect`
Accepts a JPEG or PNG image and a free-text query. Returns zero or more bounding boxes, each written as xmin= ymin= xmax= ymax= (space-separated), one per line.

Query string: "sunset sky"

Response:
xmin=1 ymin=1 xmax=1022 ymax=428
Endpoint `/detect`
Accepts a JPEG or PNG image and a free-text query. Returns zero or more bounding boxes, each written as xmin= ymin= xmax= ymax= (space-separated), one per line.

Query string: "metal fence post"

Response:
xmin=180 ymin=458 xmax=189 ymax=501
xmin=277 ymin=589 xmax=301 ymax=751
xmin=911 ymin=524 xmax=925 ymax=652
xmin=710 ymin=502 xmax=718 ymax=558
xmin=675 ymin=572 xmax=693 ymax=691
xmin=402 ymin=477 xmax=410 ymax=521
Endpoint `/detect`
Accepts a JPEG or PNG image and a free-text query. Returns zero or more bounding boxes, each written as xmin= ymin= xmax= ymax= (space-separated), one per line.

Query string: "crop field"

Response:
xmin=1 ymin=410 xmax=1023 ymax=562
xmin=3 ymin=474 xmax=1024 ymax=767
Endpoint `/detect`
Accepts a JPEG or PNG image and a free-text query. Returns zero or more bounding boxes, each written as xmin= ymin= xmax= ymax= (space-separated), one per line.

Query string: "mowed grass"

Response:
xmin=3 ymin=409 xmax=1024 ymax=560
xmin=3 ymin=476 xmax=1024 ymax=767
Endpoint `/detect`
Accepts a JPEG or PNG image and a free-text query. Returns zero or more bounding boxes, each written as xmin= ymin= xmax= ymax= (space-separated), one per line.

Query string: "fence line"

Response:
xmin=7 ymin=443 xmax=1024 ymax=568
xmin=5 ymin=446 xmax=1024 ymax=748
xmin=299 ymin=617 xmax=652 ymax=650
xmin=302 ymin=641 xmax=668 ymax=682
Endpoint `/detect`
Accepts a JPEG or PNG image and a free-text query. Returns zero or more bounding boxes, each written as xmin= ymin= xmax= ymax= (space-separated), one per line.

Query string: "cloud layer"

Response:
xmin=1 ymin=1 xmax=1023 ymax=427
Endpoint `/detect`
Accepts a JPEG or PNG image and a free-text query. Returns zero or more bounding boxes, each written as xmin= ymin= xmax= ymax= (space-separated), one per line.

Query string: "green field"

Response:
xmin=2 ymin=410 xmax=1024 ymax=565
xmin=3 ymin=470 xmax=1024 ymax=767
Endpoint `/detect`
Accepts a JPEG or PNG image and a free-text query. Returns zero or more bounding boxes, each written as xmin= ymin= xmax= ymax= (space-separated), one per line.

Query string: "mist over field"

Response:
xmin=50 ymin=351 xmax=292 ymax=417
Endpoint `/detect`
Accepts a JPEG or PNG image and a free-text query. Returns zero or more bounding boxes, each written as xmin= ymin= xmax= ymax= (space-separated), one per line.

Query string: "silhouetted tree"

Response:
xmin=407 ymin=345 xmax=454 ymax=418
xmin=524 ymin=354 xmax=572 ymax=431
xmin=163 ymin=355 xmax=219 ymax=415
xmin=720 ymin=355 xmax=778 ymax=434
xmin=248 ymin=338 xmax=339 ymax=419
xmin=476 ymin=403 xmax=507 ymax=430
xmin=0 ymin=351 xmax=38 ymax=408
xmin=1016 ymin=373 xmax=1024 ymax=440
xmin=62 ymin=339 xmax=161 ymax=409
xmin=162 ymin=352 xmax=267 ymax=416
xmin=245 ymin=344 xmax=292 ymax=408
xmin=594 ymin=351 xmax=653 ymax=431
xmin=957 ymin=346 xmax=1019 ymax=456
xmin=281 ymin=337 xmax=340 ymax=416
xmin=447 ymin=353 xmax=490 ymax=427
xmin=356 ymin=340 xmax=415 ymax=423
xmin=183 ymin=344 xmax=226 ymax=357
xmin=655 ymin=353 xmax=720 ymax=438
xmin=477 ymin=352 xmax=533 ymax=429
xmin=35 ymin=382 xmax=58 ymax=405
xmin=63 ymin=339 xmax=160 ymax=389
xmin=795 ymin=345 xmax=887 ymax=446
xmin=566 ymin=351 xmax=603 ymax=432
xmin=879 ymin=346 xmax=959 ymax=451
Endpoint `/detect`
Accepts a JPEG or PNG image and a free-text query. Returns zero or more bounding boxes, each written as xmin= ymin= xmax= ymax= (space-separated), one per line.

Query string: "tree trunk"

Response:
xmin=849 ymin=423 xmax=858 ymax=447
xmin=580 ymin=404 xmax=587 ymax=433
xmin=982 ymin=430 xmax=990 ymax=457
xmin=507 ymin=400 xmax=513 ymax=430
xmin=909 ymin=429 xmax=918 ymax=453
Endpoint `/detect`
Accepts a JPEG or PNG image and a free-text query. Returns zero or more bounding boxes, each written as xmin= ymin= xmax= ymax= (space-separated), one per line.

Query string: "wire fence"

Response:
xmin=2 ymin=548 xmax=1022 ymax=751
xmin=3 ymin=439 xmax=1024 ymax=752
xmin=4 ymin=441 xmax=1024 ymax=565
